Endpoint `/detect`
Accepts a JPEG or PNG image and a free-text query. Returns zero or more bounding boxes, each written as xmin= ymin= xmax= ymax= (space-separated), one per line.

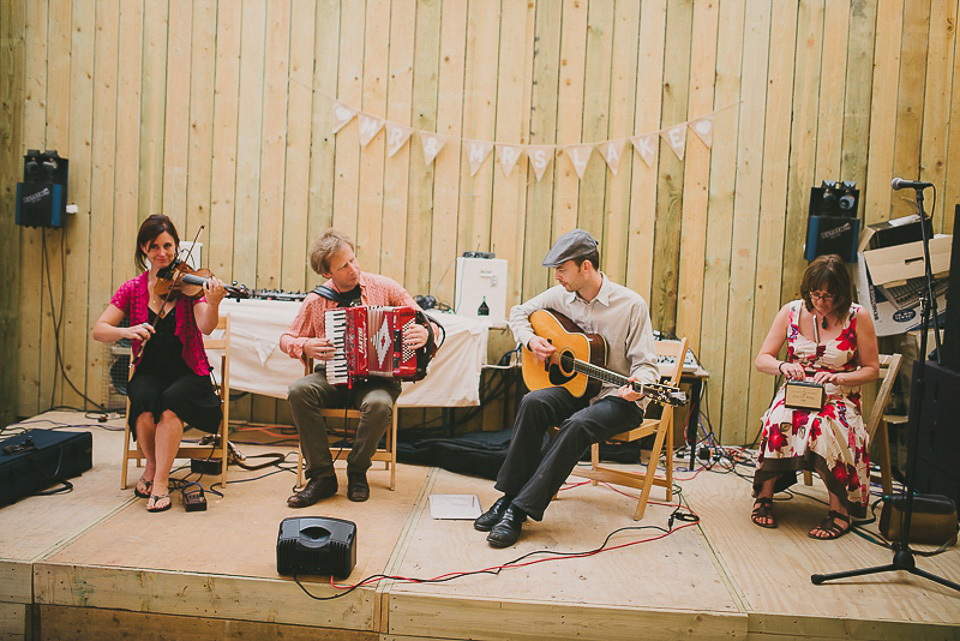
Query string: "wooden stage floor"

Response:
xmin=2 ymin=411 xmax=959 ymax=641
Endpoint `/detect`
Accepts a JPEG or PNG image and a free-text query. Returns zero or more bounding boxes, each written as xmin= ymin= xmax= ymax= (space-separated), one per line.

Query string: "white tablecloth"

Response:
xmin=207 ymin=299 xmax=488 ymax=407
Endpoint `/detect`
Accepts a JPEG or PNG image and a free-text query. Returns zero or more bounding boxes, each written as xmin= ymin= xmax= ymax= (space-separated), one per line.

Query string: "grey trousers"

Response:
xmin=287 ymin=370 xmax=401 ymax=480
xmin=495 ymin=387 xmax=644 ymax=521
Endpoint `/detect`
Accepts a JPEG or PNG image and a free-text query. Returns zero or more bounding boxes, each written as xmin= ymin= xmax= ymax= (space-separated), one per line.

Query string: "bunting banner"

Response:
xmin=497 ymin=145 xmax=523 ymax=177
xmin=689 ymin=115 xmax=715 ymax=148
xmin=331 ymin=101 xmax=357 ymax=133
xmin=466 ymin=141 xmax=494 ymax=176
xmin=661 ymin=125 xmax=687 ymax=161
xmin=386 ymin=124 xmax=413 ymax=157
xmin=565 ymin=144 xmax=594 ymax=179
xmin=318 ymin=84 xmax=737 ymax=179
xmin=357 ymin=115 xmax=384 ymax=147
xmin=600 ymin=139 xmax=626 ymax=175
xmin=527 ymin=145 xmax=553 ymax=181
xmin=631 ymin=134 xmax=658 ymax=168
xmin=420 ymin=132 xmax=448 ymax=165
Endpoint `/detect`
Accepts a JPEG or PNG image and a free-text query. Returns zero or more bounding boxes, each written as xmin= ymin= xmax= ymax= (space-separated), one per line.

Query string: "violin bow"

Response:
xmin=132 ymin=225 xmax=205 ymax=361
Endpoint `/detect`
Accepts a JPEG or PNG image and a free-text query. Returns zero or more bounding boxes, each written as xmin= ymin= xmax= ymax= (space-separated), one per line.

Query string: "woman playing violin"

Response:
xmin=93 ymin=214 xmax=226 ymax=512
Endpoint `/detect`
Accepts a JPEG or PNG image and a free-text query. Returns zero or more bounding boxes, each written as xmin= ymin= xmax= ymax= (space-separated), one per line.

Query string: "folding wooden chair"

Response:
xmin=803 ymin=352 xmax=901 ymax=496
xmin=294 ymin=359 xmax=398 ymax=491
xmin=570 ymin=337 xmax=688 ymax=520
xmin=120 ymin=315 xmax=232 ymax=492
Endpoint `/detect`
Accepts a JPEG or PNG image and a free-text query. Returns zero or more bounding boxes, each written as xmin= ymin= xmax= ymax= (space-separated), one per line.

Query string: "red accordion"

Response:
xmin=324 ymin=306 xmax=420 ymax=386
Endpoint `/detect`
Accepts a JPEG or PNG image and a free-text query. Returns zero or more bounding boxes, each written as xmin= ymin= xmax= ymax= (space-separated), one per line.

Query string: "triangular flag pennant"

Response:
xmin=661 ymin=125 xmax=686 ymax=161
xmin=497 ymin=144 xmax=524 ymax=177
xmin=526 ymin=145 xmax=554 ymax=181
xmin=466 ymin=141 xmax=494 ymax=176
xmin=357 ymin=115 xmax=384 ymax=146
xmin=600 ymin=139 xmax=626 ymax=175
xmin=689 ymin=115 xmax=714 ymax=148
xmin=385 ymin=124 xmax=413 ymax=157
xmin=420 ymin=133 xmax=448 ymax=165
xmin=564 ymin=144 xmax=594 ymax=179
xmin=630 ymin=134 xmax=658 ymax=167
xmin=331 ymin=101 xmax=357 ymax=133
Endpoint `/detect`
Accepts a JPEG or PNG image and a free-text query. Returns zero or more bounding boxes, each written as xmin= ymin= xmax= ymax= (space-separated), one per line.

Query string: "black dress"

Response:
xmin=127 ymin=307 xmax=222 ymax=435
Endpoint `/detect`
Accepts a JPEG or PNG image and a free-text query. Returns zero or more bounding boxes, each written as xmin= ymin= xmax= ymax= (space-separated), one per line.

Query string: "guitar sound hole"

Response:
xmin=548 ymin=351 xmax=577 ymax=386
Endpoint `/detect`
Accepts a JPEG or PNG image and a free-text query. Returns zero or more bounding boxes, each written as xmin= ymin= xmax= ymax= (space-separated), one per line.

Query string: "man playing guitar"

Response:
xmin=474 ymin=229 xmax=660 ymax=547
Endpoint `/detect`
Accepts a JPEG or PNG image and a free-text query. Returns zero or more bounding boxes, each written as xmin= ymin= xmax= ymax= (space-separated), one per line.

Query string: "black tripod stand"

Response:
xmin=811 ymin=186 xmax=960 ymax=591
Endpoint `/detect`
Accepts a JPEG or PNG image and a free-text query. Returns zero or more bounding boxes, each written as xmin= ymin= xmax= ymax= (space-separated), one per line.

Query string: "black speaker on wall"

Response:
xmin=804 ymin=180 xmax=861 ymax=263
xmin=938 ymin=204 xmax=960 ymax=372
xmin=15 ymin=149 xmax=68 ymax=228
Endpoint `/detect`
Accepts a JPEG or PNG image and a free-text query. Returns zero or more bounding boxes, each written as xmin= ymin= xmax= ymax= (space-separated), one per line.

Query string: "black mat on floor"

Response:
xmin=397 ymin=429 xmax=643 ymax=481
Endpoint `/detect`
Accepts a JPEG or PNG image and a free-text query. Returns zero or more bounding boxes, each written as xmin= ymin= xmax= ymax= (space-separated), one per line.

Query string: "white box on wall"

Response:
xmin=455 ymin=257 xmax=508 ymax=327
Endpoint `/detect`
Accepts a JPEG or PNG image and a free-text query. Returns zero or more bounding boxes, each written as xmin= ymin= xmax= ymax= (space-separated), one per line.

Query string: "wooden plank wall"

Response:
xmin=2 ymin=0 xmax=959 ymax=446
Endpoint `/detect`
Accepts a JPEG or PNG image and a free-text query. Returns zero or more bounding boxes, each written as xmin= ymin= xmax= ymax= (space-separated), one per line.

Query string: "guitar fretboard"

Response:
xmin=571 ymin=358 xmax=635 ymax=390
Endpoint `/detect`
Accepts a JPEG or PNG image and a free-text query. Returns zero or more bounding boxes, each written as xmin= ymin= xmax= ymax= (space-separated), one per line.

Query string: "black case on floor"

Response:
xmin=0 ymin=429 xmax=93 ymax=506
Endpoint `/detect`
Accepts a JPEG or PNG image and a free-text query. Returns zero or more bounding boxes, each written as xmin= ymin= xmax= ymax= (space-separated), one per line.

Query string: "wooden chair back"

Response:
xmin=570 ymin=337 xmax=689 ymax=521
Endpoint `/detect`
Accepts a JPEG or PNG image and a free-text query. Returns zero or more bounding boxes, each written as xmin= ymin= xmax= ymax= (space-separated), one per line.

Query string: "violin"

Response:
xmin=155 ymin=260 xmax=252 ymax=301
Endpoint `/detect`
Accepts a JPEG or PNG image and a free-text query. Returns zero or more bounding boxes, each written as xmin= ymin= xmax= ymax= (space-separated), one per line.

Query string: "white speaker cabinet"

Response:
xmin=454 ymin=257 xmax=508 ymax=327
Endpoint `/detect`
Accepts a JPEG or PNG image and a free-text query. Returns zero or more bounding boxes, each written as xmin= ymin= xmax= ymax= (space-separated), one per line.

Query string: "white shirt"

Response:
xmin=509 ymin=273 xmax=660 ymax=403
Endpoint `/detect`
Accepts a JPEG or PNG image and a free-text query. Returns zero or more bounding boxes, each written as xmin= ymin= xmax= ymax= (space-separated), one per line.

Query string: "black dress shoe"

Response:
xmin=287 ymin=475 xmax=338 ymax=508
xmin=474 ymin=496 xmax=511 ymax=532
xmin=486 ymin=506 xmax=526 ymax=548
xmin=346 ymin=472 xmax=369 ymax=502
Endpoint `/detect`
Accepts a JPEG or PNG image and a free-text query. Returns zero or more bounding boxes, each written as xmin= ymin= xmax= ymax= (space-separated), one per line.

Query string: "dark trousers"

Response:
xmin=287 ymin=370 xmax=401 ymax=480
xmin=495 ymin=387 xmax=644 ymax=521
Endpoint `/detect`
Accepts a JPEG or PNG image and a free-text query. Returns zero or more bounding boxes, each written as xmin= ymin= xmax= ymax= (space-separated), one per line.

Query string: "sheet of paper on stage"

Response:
xmin=428 ymin=494 xmax=482 ymax=520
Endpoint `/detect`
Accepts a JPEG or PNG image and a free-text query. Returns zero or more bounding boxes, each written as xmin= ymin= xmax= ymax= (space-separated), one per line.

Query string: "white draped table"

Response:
xmin=206 ymin=299 xmax=489 ymax=407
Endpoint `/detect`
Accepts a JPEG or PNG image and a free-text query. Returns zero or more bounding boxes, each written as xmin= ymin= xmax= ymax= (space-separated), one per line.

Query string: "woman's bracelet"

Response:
xmin=778 ymin=361 xmax=787 ymax=375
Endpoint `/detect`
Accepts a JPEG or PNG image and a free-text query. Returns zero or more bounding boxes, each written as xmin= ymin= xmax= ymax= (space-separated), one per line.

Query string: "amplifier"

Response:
xmin=804 ymin=215 xmax=860 ymax=263
xmin=276 ymin=516 xmax=356 ymax=579
xmin=0 ymin=429 xmax=93 ymax=506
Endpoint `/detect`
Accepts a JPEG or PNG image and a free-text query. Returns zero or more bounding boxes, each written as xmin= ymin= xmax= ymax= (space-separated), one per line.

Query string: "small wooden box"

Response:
xmin=784 ymin=380 xmax=825 ymax=410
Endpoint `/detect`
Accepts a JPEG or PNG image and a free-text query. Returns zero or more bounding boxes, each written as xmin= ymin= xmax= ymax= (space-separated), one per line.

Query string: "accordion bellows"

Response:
xmin=325 ymin=305 xmax=420 ymax=386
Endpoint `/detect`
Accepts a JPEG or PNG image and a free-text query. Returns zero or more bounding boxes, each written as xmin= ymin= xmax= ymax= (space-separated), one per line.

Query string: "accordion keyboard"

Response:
xmin=325 ymin=308 xmax=350 ymax=385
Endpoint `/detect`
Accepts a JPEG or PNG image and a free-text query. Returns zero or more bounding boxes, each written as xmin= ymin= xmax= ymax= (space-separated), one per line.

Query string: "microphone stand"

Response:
xmin=811 ymin=186 xmax=959 ymax=591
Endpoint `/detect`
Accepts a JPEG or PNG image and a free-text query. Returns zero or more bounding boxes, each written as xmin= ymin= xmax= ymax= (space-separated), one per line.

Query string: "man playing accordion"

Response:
xmin=280 ymin=228 xmax=438 ymax=505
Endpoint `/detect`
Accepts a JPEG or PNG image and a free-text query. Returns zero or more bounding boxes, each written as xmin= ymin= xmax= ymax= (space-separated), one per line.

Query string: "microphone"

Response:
xmin=891 ymin=177 xmax=934 ymax=191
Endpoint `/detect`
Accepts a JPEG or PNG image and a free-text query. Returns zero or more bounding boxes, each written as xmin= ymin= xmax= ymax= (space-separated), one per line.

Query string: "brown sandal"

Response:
xmin=751 ymin=497 xmax=777 ymax=528
xmin=808 ymin=510 xmax=851 ymax=540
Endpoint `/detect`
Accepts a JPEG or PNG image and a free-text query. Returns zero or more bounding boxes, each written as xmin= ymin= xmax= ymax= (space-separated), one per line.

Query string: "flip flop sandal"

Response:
xmin=808 ymin=510 xmax=851 ymax=540
xmin=134 ymin=477 xmax=153 ymax=499
xmin=751 ymin=497 xmax=777 ymax=528
xmin=146 ymin=493 xmax=171 ymax=513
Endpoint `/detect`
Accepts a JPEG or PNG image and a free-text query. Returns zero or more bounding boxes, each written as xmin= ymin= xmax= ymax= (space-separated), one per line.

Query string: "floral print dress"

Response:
xmin=754 ymin=300 xmax=870 ymax=518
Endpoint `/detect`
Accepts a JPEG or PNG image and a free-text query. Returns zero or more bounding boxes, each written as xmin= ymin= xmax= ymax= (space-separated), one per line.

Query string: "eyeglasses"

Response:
xmin=809 ymin=292 xmax=835 ymax=302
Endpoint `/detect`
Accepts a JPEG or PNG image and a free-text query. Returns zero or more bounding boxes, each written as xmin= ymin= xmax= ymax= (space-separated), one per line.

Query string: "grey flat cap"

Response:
xmin=542 ymin=228 xmax=599 ymax=267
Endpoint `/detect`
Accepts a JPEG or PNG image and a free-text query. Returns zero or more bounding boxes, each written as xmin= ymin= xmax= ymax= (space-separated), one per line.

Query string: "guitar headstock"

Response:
xmin=640 ymin=382 xmax=688 ymax=407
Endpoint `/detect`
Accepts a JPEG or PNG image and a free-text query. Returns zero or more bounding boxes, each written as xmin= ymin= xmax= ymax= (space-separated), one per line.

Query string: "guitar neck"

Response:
xmin=571 ymin=358 xmax=633 ymax=389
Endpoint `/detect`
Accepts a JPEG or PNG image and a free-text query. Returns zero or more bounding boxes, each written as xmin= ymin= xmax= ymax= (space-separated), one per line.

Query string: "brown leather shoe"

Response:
xmin=287 ymin=475 xmax=338 ymax=508
xmin=346 ymin=472 xmax=369 ymax=502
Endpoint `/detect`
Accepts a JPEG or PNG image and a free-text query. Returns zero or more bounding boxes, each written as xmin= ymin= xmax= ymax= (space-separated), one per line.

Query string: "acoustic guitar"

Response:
xmin=521 ymin=309 xmax=687 ymax=408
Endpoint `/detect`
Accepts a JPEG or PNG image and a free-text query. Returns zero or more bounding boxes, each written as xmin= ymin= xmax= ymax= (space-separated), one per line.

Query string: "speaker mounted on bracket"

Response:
xmin=804 ymin=180 xmax=861 ymax=263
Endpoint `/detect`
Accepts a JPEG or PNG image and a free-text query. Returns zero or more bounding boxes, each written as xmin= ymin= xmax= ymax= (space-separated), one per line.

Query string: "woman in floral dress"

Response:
xmin=752 ymin=254 xmax=879 ymax=539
